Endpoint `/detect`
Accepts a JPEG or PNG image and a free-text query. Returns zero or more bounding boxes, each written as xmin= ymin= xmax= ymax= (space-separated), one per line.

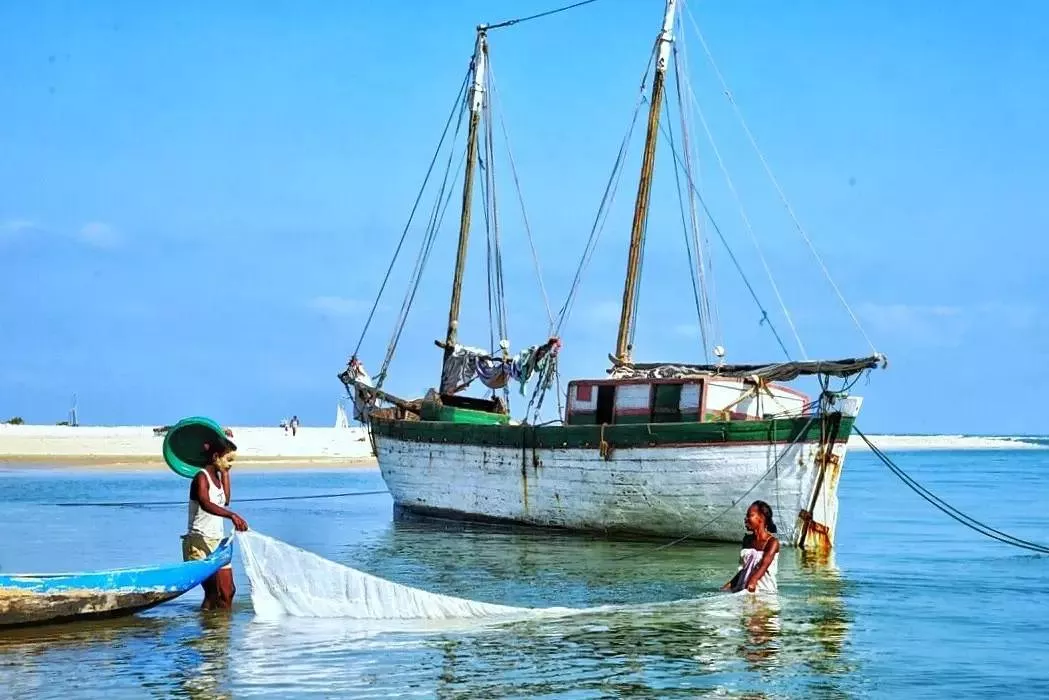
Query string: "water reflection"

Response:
xmin=360 ymin=513 xmax=740 ymax=607
xmin=177 ymin=613 xmax=234 ymax=699
xmin=0 ymin=615 xmax=177 ymax=697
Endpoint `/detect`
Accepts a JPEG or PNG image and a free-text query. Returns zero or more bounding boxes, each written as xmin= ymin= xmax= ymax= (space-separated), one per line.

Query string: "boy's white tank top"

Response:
xmin=187 ymin=471 xmax=226 ymax=540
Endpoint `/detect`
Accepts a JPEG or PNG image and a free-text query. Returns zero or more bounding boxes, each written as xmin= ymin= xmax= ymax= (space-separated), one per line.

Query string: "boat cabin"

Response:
xmin=565 ymin=377 xmax=809 ymax=426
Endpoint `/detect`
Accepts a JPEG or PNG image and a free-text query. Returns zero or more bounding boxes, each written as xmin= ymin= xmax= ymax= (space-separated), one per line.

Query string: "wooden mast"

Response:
xmin=614 ymin=0 xmax=678 ymax=364
xmin=442 ymin=27 xmax=489 ymax=382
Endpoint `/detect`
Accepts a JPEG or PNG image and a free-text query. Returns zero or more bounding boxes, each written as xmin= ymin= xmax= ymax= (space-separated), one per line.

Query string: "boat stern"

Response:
xmin=795 ymin=394 xmax=863 ymax=555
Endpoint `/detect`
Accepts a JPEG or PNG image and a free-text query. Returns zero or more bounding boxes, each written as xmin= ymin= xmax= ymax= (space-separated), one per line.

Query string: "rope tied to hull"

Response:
xmin=613 ymin=414 xmax=819 ymax=561
xmin=598 ymin=423 xmax=611 ymax=460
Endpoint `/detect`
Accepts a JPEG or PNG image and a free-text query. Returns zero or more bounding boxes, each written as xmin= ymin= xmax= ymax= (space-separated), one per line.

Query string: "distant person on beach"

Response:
xmin=182 ymin=429 xmax=249 ymax=610
xmin=722 ymin=500 xmax=780 ymax=594
xmin=290 ymin=415 xmax=299 ymax=436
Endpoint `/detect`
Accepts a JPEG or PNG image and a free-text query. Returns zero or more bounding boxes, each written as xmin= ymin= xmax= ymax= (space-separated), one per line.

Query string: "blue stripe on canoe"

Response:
xmin=0 ymin=537 xmax=234 ymax=594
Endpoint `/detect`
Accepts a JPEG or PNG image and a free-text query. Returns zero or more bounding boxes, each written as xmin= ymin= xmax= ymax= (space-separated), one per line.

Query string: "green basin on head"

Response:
xmin=162 ymin=416 xmax=234 ymax=479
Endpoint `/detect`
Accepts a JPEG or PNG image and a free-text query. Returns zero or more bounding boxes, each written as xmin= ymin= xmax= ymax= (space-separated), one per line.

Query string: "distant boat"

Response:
xmin=335 ymin=401 xmax=350 ymax=429
xmin=0 ymin=538 xmax=233 ymax=629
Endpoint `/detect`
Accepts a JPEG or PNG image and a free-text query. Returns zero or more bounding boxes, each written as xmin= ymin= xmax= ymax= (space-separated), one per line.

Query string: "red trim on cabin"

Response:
xmin=699 ymin=378 xmax=708 ymax=423
xmin=567 ymin=377 xmax=705 ymax=388
xmin=614 ymin=407 xmax=651 ymax=416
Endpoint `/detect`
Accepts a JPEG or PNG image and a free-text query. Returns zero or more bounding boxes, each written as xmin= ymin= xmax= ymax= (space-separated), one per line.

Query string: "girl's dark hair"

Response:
xmin=751 ymin=500 xmax=778 ymax=534
xmin=203 ymin=441 xmax=232 ymax=463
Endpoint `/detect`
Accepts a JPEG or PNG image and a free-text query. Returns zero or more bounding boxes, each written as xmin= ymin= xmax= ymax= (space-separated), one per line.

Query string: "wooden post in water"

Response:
xmin=614 ymin=0 xmax=678 ymax=364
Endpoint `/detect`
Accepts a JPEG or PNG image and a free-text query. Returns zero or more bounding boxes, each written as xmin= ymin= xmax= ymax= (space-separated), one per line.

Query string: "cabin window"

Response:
xmin=595 ymin=385 xmax=615 ymax=424
xmin=576 ymin=384 xmax=593 ymax=402
xmin=651 ymin=383 xmax=683 ymax=423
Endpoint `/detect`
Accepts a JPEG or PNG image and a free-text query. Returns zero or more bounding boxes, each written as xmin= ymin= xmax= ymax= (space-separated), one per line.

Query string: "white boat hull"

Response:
xmin=372 ymin=418 xmax=855 ymax=550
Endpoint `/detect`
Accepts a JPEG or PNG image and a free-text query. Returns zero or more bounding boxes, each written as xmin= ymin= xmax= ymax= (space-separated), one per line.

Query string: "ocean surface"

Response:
xmin=1 ymin=448 xmax=1047 ymax=699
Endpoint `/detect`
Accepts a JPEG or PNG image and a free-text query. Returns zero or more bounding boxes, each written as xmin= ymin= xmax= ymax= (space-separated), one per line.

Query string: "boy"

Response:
xmin=181 ymin=430 xmax=248 ymax=610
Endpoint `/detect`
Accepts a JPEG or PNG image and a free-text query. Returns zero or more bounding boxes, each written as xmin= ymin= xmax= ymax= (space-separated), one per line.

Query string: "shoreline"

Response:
xmin=0 ymin=455 xmax=378 ymax=470
xmin=0 ymin=425 xmax=1042 ymax=471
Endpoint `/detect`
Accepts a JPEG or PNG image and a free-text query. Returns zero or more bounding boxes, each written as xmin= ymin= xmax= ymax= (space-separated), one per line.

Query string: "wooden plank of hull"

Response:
xmin=0 ymin=590 xmax=180 ymax=629
xmin=371 ymin=415 xmax=856 ymax=548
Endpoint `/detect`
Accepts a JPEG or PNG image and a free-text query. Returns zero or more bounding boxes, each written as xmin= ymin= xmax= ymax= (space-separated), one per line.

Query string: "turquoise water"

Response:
xmin=0 ymin=449 xmax=1047 ymax=698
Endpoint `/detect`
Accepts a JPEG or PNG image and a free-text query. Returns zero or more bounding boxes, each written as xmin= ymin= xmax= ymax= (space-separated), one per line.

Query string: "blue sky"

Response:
xmin=1 ymin=1 xmax=1046 ymax=433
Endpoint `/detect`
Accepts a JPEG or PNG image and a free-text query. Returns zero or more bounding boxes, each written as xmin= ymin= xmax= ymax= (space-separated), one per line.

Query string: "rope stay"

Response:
xmin=664 ymin=62 xmax=711 ymax=362
xmin=489 ymin=72 xmax=555 ymax=333
xmin=525 ymin=44 xmax=661 ymax=418
xmin=668 ymin=32 xmax=717 ymax=361
xmin=486 ymin=0 xmax=604 ymax=31
xmin=553 ymin=41 xmax=659 ymax=337
xmin=478 ymin=53 xmax=514 ymax=408
xmin=360 ymin=53 xmax=475 ymax=390
xmin=656 ymin=116 xmax=793 ymax=361
xmin=674 ymin=15 xmax=807 ymax=361
xmin=854 ymin=428 xmax=1049 ymax=555
xmin=377 ymin=120 xmax=469 ymax=389
xmin=488 ymin=68 xmax=565 ymax=420
xmin=351 ymin=67 xmax=472 ymax=360
xmin=683 ymin=2 xmax=878 ymax=355
xmin=674 ymin=24 xmax=722 ymax=350
xmin=614 ymin=414 xmax=819 ymax=561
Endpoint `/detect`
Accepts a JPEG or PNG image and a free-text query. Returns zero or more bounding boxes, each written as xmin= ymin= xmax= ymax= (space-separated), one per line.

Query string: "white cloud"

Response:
xmin=859 ymin=301 xmax=1039 ymax=348
xmin=77 ymin=222 xmax=121 ymax=248
xmin=971 ymin=302 xmax=1037 ymax=331
xmin=308 ymin=296 xmax=369 ymax=317
xmin=0 ymin=219 xmax=42 ymax=237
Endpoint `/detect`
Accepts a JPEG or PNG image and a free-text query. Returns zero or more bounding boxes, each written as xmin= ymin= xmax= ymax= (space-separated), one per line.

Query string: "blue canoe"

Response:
xmin=0 ymin=537 xmax=233 ymax=629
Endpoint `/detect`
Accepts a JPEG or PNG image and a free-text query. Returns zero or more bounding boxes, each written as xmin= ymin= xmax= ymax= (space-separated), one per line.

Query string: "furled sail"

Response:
xmin=608 ymin=353 xmax=887 ymax=383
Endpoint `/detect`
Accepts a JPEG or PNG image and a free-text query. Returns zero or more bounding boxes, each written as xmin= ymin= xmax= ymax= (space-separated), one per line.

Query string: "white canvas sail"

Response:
xmin=335 ymin=402 xmax=350 ymax=428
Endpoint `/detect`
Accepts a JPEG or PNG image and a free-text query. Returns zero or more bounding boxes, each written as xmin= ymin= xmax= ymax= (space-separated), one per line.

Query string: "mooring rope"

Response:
xmin=854 ymin=427 xmax=1049 ymax=555
xmin=613 ymin=415 xmax=818 ymax=561
xmin=51 ymin=490 xmax=389 ymax=508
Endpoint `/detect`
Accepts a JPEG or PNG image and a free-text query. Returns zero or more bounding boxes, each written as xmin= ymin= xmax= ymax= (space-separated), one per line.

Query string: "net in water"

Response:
xmin=236 ymin=531 xmax=529 ymax=620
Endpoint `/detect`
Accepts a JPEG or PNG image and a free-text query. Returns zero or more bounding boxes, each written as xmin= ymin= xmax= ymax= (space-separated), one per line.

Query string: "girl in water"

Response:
xmin=722 ymin=500 xmax=780 ymax=594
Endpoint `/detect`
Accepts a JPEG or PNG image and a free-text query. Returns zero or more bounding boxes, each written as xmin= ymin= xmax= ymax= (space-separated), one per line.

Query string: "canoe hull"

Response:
xmin=0 ymin=537 xmax=233 ymax=629
xmin=0 ymin=590 xmax=180 ymax=629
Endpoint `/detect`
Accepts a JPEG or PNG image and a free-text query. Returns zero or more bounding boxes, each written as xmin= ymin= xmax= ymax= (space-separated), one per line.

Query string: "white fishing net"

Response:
xmin=236 ymin=531 xmax=531 ymax=621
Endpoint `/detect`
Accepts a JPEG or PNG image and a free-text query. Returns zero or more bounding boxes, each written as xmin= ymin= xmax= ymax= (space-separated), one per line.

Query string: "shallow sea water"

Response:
xmin=0 ymin=449 xmax=1047 ymax=698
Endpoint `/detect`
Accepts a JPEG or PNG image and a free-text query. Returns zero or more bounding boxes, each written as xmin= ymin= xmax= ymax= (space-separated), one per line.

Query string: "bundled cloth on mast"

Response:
xmin=441 ymin=337 xmax=560 ymax=395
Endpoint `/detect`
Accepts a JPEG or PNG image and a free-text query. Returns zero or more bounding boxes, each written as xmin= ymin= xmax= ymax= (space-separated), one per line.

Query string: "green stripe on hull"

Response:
xmin=372 ymin=414 xmax=854 ymax=450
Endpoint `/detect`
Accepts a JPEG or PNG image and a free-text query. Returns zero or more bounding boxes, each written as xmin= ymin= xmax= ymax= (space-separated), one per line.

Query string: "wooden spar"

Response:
xmin=614 ymin=0 xmax=678 ymax=364
xmin=442 ymin=27 xmax=488 ymax=378
xmin=351 ymin=382 xmax=421 ymax=416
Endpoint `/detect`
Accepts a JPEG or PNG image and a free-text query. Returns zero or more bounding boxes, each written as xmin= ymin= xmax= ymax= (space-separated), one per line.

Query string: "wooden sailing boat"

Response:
xmin=340 ymin=0 xmax=886 ymax=552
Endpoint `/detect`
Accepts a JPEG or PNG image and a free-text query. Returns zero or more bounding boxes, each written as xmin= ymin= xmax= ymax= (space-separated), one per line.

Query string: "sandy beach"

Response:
xmin=0 ymin=425 xmax=375 ymax=468
xmin=0 ymin=424 xmax=1042 ymax=469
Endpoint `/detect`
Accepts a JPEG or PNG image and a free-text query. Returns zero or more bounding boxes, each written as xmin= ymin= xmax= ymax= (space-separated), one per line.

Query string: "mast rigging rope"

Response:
xmin=684 ymin=3 xmax=878 ymax=355
xmin=352 ymin=67 xmax=471 ymax=360
xmin=486 ymin=0 xmax=604 ymax=31
xmin=657 ymin=118 xmax=793 ymax=361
